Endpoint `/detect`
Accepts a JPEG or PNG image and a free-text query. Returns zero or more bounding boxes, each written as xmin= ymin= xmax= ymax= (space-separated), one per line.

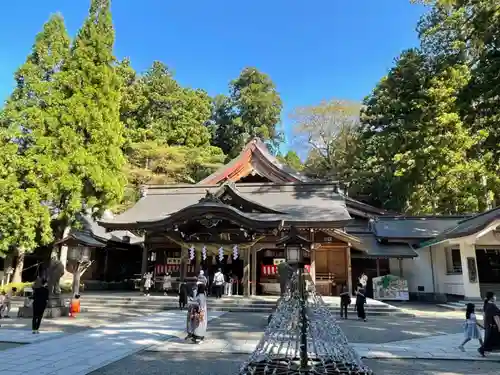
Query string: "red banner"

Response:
xmin=261 ymin=264 xmax=310 ymax=276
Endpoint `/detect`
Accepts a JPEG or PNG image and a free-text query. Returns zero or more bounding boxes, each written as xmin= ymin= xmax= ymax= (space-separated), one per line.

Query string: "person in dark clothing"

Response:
xmin=355 ymin=288 xmax=367 ymax=322
xmin=339 ymin=284 xmax=351 ymax=319
xmin=478 ymin=291 xmax=500 ymax=356
xmin=178 ymin=282 xmax=188 ymax=310
xmin=31 ymin=278 xmax=49 ymax=334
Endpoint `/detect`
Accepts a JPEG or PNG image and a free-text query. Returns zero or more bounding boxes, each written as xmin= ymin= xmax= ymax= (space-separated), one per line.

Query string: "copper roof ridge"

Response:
xmin=455 ymin=205 xmax=500 ymax=225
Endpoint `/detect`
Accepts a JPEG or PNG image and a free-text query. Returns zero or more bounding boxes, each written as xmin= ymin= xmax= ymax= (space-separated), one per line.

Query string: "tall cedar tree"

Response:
xmin=212 ymin=67 xmax=283 ymax=158
xmin=0 ymin=14 xmax=70 ymax=281
xmin=35 ymin=0 xmax=126 ymax=239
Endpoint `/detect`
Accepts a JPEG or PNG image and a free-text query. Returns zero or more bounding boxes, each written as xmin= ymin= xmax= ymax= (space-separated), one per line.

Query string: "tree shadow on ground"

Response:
xmin=364 ymin=359 xmax=500 ymax=375
xmin=90 ymin=351 xmax=249 ymax=375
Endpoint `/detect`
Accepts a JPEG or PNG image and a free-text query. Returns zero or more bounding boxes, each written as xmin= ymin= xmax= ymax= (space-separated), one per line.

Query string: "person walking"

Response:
xmin=143 ymin=272 xmax=153 ymax=296
xmin=185 ymin=283 xmax=208 ymax=344
xmin=31 ymin=278 xmax=49 ymax=334
xmin=355 ymin=287 xmax=367 ymax=322
xmin=163 ymin=273 xmax=172 ymax=296
xmin=459 ymin=303 xmax=483 ymax=351
xmin=339 ymin=284 xmax=351 ymax=319
xmin=213 ymin=268 xmax=224 ymax=299
xmin=225 ymin=272 xmax=234 ymax=297
xmin=195 ymin=270 xmax=208 ymax=297
xmin=478 ymin=291 xmax=500 ymax=356
xmin=1 ymin=287 xmax=17 ymax=318
xmin=178 ymin=281 xmax=188 ymax=310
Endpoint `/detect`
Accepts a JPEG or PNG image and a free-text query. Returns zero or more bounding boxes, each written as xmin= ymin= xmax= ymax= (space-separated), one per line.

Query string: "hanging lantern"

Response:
xmin=227 ymin=256 xmax=232 ymax=264
xmin=232 ymin=245 xmax=239 ymax=260
xmin=212 ymin=256 xmax=216 ymax=265
xmin=218 ymin=247 xmax=224 ymax=261
xmin=189 ymin=246 xmax=195 ymax=261
xmin=202 ymin=246 xmax=207 ymax=260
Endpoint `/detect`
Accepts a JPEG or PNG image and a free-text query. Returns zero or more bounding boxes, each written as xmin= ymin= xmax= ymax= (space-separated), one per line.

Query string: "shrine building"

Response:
xmin=98 ymin=138 xmax=419 ymax=296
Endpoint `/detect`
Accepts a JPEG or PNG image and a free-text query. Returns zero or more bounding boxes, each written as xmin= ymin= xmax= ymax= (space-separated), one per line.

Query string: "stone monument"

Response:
xmin=18 ymin=258 xmax=70 ymax=318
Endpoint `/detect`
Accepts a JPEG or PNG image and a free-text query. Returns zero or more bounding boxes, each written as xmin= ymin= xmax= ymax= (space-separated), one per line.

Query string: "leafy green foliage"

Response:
xmin=120 ymin=61 xmax=212 ymax=147
xmin=116 ymin=142 xmax=225 ymax=212
xmin=276 ymin=150 xmax=304 ymax=172
xmin=352 ymin=1 xmax=499 ymax=213
xmin=290 ymin=100 xmax=361 ymax=182
xmin=211 ymin=67 xmax=283 ymax=157
xmin=31 ymin=0 xmax=127 ymax=233
xmin=0 ymin=14 xmax=70 ymax=253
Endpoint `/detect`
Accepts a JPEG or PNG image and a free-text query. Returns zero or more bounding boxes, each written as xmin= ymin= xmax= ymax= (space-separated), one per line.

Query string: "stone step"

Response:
xmin=65 ymin=299 xmax=400 ymax=311
xmin=437 ymin=302 xmax=465 ymax=311
xmin=77 ymin=304 xmax=411 ymax=316
xmin=437 ymin=300 xmax=487 ymax=311
xmin=67 ymin=296 xmax=398 ymax=307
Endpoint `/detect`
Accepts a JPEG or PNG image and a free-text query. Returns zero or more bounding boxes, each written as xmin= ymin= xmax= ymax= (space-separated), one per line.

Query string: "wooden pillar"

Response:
xmin=310 ymin=246 xmax=316 ymax=283
xmin=376 ymin=258 xmax=381 ymax=277
xmin=346 ymin=246 xmax=353 ymax=295
xmin=243 ymin=248 xmax=250 ymax=296
xmin=180 ymin=247 xmax=187 ymax=282
xmin=140 ymin=244 xmax=148 ymax=292
xmin=103 ymin=249 xmax=109 ymax=281
xmin=195 ymin=247 xmax=201 ymax=274
xmin=398 ymin=258 xmax=403 ymax=277
xmin=310 ymin=230 xmax=316 ymax=283
xmin=251 ymin=246 xmax=257 ymax=296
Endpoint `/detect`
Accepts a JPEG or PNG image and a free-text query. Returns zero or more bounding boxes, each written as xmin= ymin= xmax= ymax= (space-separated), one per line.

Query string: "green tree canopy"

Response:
xmin=211 ymin=67 xmax=283 ymax=157
xmin=0 ymin=14 xmax=70 ymax=278
xmin=277 ymin=150 xmax=304 ymax=172
xmin=120 ymin=61 xmax=212 ymax=147
xmin=29 ymin=0 xmax=126 ymax=236
xmin=290 ymin=99 xmax=361 ymax=183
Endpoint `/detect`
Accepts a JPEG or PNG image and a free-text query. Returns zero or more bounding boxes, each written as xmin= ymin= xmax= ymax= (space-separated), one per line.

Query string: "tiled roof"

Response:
xmin=99 ymin=182 xmax=352 ymax=229
xmin=419 ymin=206 xmax=500 ymax=248
xmin=351 ymin=234 xmax=417 ymax=258
xmin=372 ymin=216 xmax=468 ymax=239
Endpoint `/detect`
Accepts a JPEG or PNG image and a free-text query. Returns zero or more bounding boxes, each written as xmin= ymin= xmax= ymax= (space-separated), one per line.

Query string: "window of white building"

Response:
xmin=445 ymin=248 xmax=462 ymax=274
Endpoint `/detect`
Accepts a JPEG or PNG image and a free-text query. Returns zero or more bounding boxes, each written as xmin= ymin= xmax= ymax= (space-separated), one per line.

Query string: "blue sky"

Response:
xmin=0 ymin=1 xmax=426 ymax=148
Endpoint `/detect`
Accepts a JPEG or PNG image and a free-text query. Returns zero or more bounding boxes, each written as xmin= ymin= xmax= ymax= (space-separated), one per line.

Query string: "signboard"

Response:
xmin=372 ymin=274 xmax=409 ymax=301
xmin=467 ymin=257 xmax=478 ymax=283
xmin=273 ymin=258 xmax=286 ymax=265
xmin=155 ymin=258 xmax=188 ymax=274
xmin=262 ymin=264 xmax=311 ymax=276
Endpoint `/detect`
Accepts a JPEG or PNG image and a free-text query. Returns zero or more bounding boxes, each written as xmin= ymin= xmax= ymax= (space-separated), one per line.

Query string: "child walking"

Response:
xmin=459 ymin=303 xmax=483 ymax=351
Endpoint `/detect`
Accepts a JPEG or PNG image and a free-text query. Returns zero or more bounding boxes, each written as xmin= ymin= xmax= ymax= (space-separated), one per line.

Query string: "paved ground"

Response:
xmin=0 ymin=310 xmax=225 ymax=375
xmin=337 ymin=313 xmax=463 ymax=343
xmin=0 ymin=309 xmax=153 ymax=334
xmin=364 ymin=359 xmax=500 ymax=374
xmin=1 ymin=303 xmax=498 ymax=374
xmin=93 ymin=311 xmax=500 ymax=375
xmin=92 ymin=352 xmax=500 ymax=375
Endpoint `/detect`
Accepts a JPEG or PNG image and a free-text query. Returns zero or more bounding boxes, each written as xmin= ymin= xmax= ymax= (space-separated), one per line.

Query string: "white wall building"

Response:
xmin=387 ymin=208 xmax=500 ymax=301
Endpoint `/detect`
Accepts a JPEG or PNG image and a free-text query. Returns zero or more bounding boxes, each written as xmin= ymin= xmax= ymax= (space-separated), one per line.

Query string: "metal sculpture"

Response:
xmin=238 ymin=271 xmax=374 ymax=375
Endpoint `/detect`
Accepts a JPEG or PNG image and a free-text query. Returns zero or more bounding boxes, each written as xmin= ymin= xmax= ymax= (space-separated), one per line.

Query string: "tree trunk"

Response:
xmin=3 ymin=254 xmax=14 ymax=284
xmin=72 ymin=263 xmax=81 ymax=296
xmin=12 ymin=248 xmax=25 ymax=283
xmin=56 ymin=226 xmax=73 ymax=283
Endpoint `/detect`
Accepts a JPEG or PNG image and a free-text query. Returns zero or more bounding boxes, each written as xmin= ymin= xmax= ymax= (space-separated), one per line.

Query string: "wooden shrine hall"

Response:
xmin=99 ymin=138 xmax=417 ymax=296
